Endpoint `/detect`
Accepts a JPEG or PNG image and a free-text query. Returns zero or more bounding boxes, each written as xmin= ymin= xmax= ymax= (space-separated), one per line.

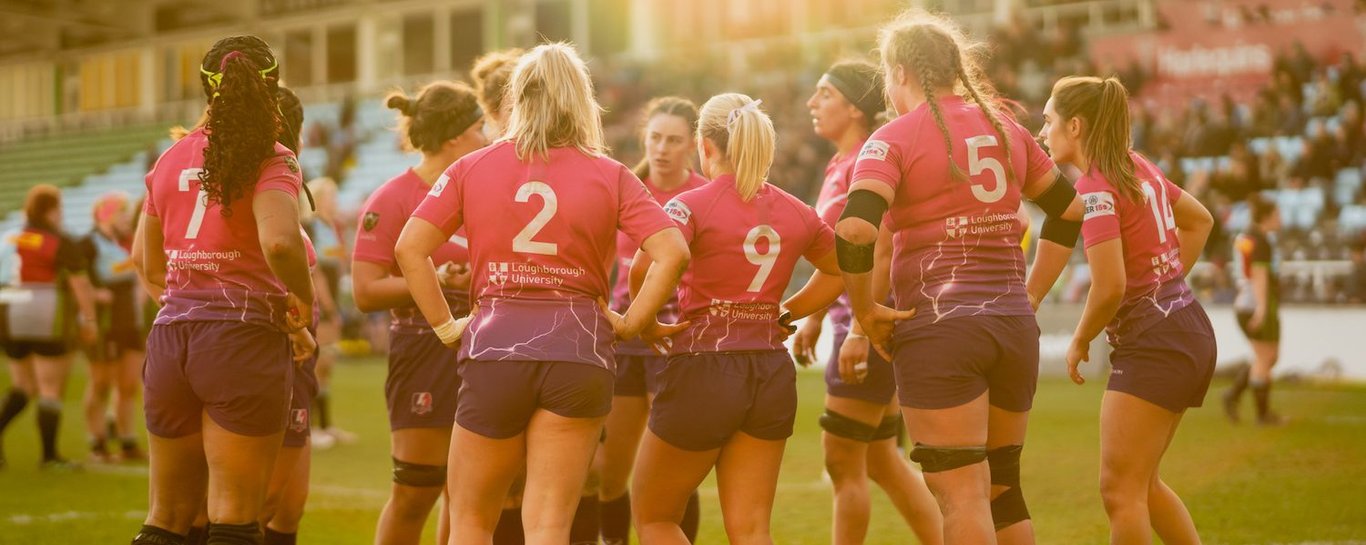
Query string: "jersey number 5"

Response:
xmin=966 ymin=135 xmax=1007 ymax=204
xmin=743 ymin=225 xmax=781 ymax=292
xmin=177 ymin=168 xmax=209 ymax=239
xmin=512 ymin=181 xmax=558 ymax=256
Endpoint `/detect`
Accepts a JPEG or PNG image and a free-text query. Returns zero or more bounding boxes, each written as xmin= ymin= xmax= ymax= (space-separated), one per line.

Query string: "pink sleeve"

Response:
xmin=804 ymin=207 xmax=837 ymax=262
xmin=1078 ymin=179 xmax=1120 ymax=249
xmin=143 ymin=170 xmax=159 ymax=218
xmin=352 ymin=195 xmax=399 ymax=267
xmin=661 ymin=195 xmax=697 ymax=244
xmin=412 ymin=167 xmax=464 ymax=236
xmin=851 ymin=133 xmax=903 ymax=192
xmin=255 ymin=154 xmax=303 ymax=198
xmin=617 ymin=167 xmax=676 ymax=247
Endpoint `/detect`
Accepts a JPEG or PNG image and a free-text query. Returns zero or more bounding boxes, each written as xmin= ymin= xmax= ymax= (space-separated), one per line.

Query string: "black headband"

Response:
xmin=825 ymin=71 xmax=883 ymax=122
xmin=447 ymin=105 xmax=485 ymax=140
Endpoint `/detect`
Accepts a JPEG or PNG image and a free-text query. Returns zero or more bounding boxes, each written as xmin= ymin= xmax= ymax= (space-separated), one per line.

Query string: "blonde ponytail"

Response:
xmin=698 ymin=93 xmax=776 ymax=202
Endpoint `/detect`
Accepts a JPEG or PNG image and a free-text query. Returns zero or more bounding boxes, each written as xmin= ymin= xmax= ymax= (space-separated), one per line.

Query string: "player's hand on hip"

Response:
xmin=856 ymin=304 xmax=913 ymax=361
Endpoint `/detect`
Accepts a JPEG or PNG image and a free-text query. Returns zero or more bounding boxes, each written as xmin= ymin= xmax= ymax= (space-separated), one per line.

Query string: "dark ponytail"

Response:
xmin=277 ymin=86 xmax=304 ymax=155
xmin=200 ymin=35 xmax=282 ymax=216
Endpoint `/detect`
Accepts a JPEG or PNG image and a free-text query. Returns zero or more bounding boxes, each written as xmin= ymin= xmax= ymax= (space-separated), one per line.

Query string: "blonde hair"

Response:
xmin=878 ymin=9 xmax=1013 ymax=184
xmin=471 ymin=48 xmax=524 ymax=124
xmin=698 ymin=93 xmax=775 ymax=202
xmin=502 ymin=43 xmax=606 ymax=160
xmin=1050 ymin=76 xmax=1140 ymax=200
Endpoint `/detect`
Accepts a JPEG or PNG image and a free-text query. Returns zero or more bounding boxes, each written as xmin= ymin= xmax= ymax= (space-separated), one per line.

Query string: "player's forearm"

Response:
xmin=1176 ymin=225 xmax=1211 ymax=277
xmin=353 ymin=275 xmax=415 ymax=313
xmin=262 ymin=236 xmax=315 ymax=310
xmin=1027 ymin=240 xmax=1072 ymax=306
xmin=625 ymin=251 xmax=687 ymax=333
xmin=1072 ymin=282 xmax=1122 ymax=346
xmin=67 ymin=274 xmax=98 ymax=322
xmin=783 ymin=271 xmax=844 ymax=320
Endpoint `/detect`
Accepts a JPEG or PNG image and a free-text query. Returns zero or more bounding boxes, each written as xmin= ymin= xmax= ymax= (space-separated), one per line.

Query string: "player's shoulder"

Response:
xmin=662 ymin=180 xmax=721 ymax=226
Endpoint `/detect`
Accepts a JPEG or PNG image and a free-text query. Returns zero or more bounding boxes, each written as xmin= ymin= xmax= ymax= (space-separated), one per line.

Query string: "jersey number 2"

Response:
xmin=512 ymin=181 xmax=558 ymax=256
xmin=177 ymin=168 xmax=209 ymax=239
xmin=743 ymin=225 xmax=781 ymax=292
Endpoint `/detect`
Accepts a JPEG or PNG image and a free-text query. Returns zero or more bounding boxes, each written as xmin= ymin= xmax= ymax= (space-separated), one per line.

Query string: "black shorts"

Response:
xmin=456 ymin=360 xmax=614 ymax=439
xmin=87 ymin=327 xmax=146 ymax=362
xmin=1236 ymin=310 xmax=1280 ymax=342
xmin=5 ymin=340 xmax=69 ymax=359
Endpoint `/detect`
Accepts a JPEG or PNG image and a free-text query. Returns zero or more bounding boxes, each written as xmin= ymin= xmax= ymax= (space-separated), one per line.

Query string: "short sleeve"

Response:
xmin=851 ymin=130 xmax=904 ymax=192
xmin=617 ymin=167 xmax=676 ymax=247
xmin=412 ymin=164 xmax=465 ymax=236
xmin=255 ymin=153 xmax=303 ymax=198
xmin=56 ymin=235 xmax=88 ymax=274
xmin=661 ymin=196 xmax=697 ymax=245
xmin=1079 ymin=182 xmax=1121 ymax=249
xmin=352 ymin=193 xmax=401 ymax=267
xmin=143 ymin=169 xmax=159 ymax=218
xmin=801 ymin=202 xmax=836 ymax=262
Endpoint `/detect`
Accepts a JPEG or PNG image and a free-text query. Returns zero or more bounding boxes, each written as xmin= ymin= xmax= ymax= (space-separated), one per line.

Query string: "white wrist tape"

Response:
xmin=433 ymin=317 xmax=460 ymax=345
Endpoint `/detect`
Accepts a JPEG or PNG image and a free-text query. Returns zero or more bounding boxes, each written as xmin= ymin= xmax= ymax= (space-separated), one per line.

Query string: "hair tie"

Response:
xmin=220 ymin=51 xmax=245 ymax=71
xmin=727 ymin=99 xmax=763 ymax=129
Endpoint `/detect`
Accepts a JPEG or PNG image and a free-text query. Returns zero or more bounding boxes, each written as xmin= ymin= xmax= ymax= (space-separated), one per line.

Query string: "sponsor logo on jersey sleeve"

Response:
xmin=362 ymin=212 xmax=380 ymax=232
xmin=663 ymin=199 xmax=692 ymax=225
xmin=857 ymin=140 xmax=890 ymax=162
xmin=1082 ymin=191 xmax=1116 ymax=220
xmin=428 ymin=174 xmax=450 ymax=197
xmin=283 ymin=156 xmax=301 ymax=174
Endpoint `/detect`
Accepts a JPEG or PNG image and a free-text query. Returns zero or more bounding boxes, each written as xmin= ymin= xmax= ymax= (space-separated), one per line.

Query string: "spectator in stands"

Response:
xmin=1348 ymin=239 xmax=1366 ymax=303
xmin=1277 ymin=94 xmax=1307 ymax=136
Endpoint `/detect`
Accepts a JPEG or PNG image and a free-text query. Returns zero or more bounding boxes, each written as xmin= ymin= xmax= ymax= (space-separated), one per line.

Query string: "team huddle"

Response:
xmin=0 ymin=8 xmax=1231 ymax=545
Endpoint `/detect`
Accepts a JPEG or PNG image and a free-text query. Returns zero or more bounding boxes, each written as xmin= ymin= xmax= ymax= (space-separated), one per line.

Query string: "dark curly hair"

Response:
xmin=199 ymin=35 xmax=282 ymax=216
xmin=277 ymin=86 xmax=304 ymax=155
xmin=386 ymin=81 xmax=482 ymax=154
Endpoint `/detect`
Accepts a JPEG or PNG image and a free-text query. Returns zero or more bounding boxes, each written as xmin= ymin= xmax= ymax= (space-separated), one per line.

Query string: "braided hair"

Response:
xmin=198 ymin=35 xmax=282 ymax=216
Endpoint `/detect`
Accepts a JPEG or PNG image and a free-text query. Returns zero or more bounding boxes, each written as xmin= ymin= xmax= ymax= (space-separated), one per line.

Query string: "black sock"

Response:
xmin=122 ymin=436 xmax=139 ymax=451
xmin=90 ymin=436 xmax=108 ymax=454
xmin=493 ymin=507 xmax=524 ymax=545
xmin=0 ymin=388 xmax=29 ymax=433
xmin=600 ymin=493 xmax=631 ymax=544
xmin=313 ymin=390 xmax=332 ymax=429
xmin=569 ymin=495 xmax=600 ymax=544
xmin=681 ymin=490 xmax=700 ymax=543
xmin=262 ymin=528 xmax=296 ymax=545
xmin=132 ymin=524 xmax=186 ymax=545
xmin=36 ymin=400 xmax=62 ymax=462
xmin=185 ymin=526 xmax=208 ymax=545
xmin=1252 ymin=380 xmax=1274 ymax=420
xmin=206 ymin=522 xmax=261 ymax=545
xmin=1227 ymin=364 xmax=1251 ymax=403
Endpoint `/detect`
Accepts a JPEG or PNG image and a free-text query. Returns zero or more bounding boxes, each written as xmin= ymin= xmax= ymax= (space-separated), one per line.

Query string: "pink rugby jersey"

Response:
xmin=353 ymin=169 xmax=471 ymax=333
xmin=611 ymin=171 xmax=708 ymax=356
xmin=852 ymin=96 xmax=1053 ymax=332
xmin=664 ymin=175 xmax=836 ymax=354
xmin=412 ymin=141 xmax=676 ymax=368
xmin=143 ymin=128 xmax=302 ymax=328
xmin=1077 ymin=151 xmax=1194 ymax=345
xmin=814 ymin=141 xmax=862 ymax=339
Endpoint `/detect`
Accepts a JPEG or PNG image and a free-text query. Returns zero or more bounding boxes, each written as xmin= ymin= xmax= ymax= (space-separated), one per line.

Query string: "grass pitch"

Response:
xmin=2 ymin=358 xmax=1364 ymax=544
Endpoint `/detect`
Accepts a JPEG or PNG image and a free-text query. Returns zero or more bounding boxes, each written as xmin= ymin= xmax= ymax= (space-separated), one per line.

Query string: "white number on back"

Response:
xmin=177 ymin=168 xmax=208 ymax=239
xmin=512 ymin=181 xmax=558 ymax=256
xmin=743 ymin=225 xmax=781 ymax=292
xmin=1142 ymin=181 xmax=1177 ymax=243
xmin=966 ymin=135 xmax=1007 ymax=203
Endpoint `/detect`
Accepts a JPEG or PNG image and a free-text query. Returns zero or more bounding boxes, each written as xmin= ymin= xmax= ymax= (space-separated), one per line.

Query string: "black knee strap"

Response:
xmin=819 ymin=409 xmax=878 ymax=442
xmin=206 ymin=522 xmax=261 ymax=545
xmin=987 ymin=445 xmax=1023 ymax=486
xmin=132 ymin=525 xmax=186 ymax=545
xmin=872 ymin=414 xmax=902 ymax=441
xmin=909 ymin=443 xmax=987 ymax=473
xmin=987 ymin=445 xmax=1029 ymax=529
xmin=393 ymin=457 xmax=447 ymax=487
xmin=991 ymin=483 xmax=1030 ymax=529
